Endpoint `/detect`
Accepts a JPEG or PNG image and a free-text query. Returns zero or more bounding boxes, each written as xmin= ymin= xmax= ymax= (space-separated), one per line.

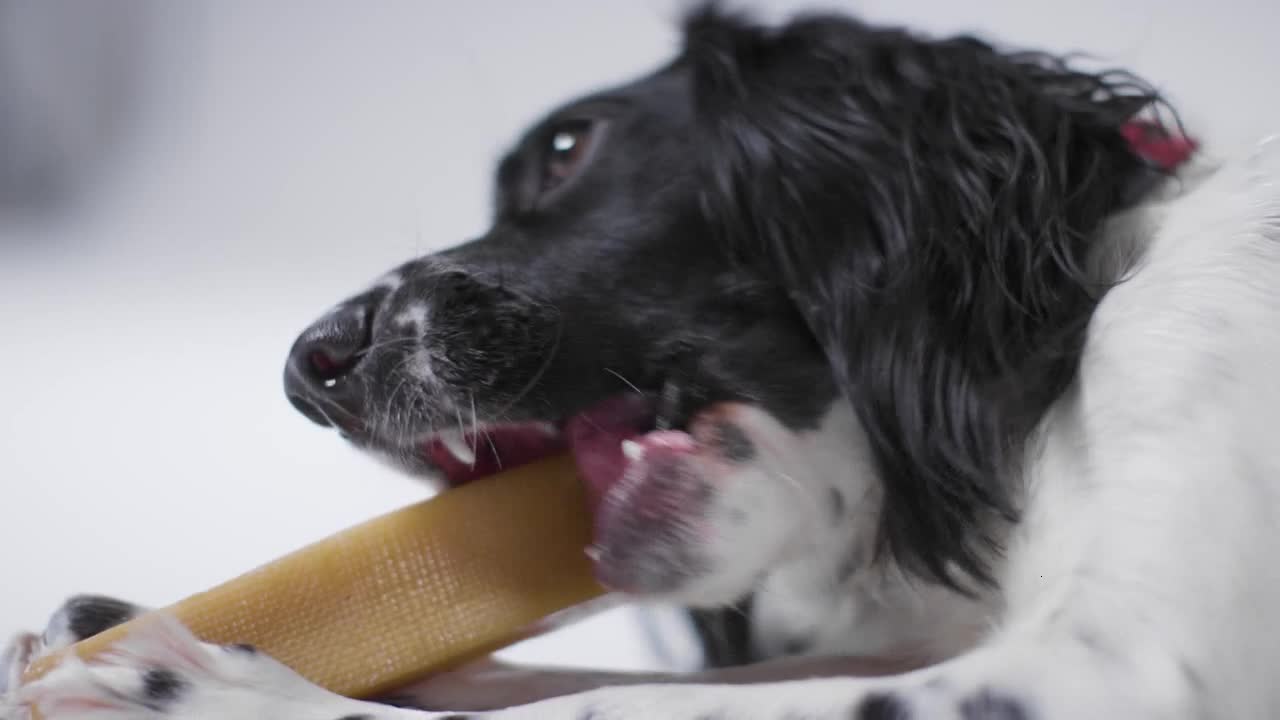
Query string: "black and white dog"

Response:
xmin=7 ymin=5 xmax=1280 ymax=719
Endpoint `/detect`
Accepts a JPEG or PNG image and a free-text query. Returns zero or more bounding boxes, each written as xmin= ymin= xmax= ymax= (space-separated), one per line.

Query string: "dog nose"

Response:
xmin=284 ymin=305 xmax=371 ymax=429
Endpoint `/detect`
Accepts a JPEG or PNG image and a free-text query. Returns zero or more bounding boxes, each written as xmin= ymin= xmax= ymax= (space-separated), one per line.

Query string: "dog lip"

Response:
xmin=420 ymin=422 xmax=569 ymax=488
xmin=415 ymin=396 xmax=661 ymax=492
xmin=286 ymin=390 xmax=336 ymax=429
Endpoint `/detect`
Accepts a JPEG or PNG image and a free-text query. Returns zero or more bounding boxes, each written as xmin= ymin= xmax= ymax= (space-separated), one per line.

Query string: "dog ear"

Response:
xmin=683 ymin=4 xmax=1177 ymax=591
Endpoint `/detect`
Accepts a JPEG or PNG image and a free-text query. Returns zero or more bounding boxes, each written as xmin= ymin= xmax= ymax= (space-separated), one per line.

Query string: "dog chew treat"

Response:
xmin=21 ymin=454 xmax=605 ymax=699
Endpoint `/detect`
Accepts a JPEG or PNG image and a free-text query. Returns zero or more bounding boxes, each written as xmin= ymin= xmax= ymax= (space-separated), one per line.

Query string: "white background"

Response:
xmin=2 ymin=0 xmax=1277 ymax=671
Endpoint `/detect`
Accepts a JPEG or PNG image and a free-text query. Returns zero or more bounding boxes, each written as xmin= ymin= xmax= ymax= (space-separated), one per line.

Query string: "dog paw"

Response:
xmin=40 ymin=596 xmax=146 ymax=654
xmin=568 ymin=401 xmax=808 ymax=602
xmin=2 ymin=595 xmax=146 ymax=700
xmin=8 ymin=613 xmax=418 ymax=720
xmin=1 ymin=634 xmax=39 ymax=697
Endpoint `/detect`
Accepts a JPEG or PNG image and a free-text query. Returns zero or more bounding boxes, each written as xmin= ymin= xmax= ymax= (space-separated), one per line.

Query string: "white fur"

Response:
xmin=375 ymin=272 xmax=404 ymax=293
xmin=392 ymin=303 xmax=430 ymax=334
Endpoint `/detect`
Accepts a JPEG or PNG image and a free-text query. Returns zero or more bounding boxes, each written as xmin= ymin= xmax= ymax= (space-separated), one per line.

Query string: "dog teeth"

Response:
xmin=621 ymin=439 xmax=644 ymax=462
xmin=585 ymin=546 xmax=602 ymax=562
xmin=438 ymin=430 xmax=476 ymax=466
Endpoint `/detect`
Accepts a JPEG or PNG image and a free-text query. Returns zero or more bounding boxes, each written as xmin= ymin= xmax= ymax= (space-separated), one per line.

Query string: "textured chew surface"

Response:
xmin=22 ymin=454 xmax=604 ymax=699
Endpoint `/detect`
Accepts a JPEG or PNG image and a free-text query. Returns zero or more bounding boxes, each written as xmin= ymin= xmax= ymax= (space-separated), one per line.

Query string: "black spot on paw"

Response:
xmin=856 ymin=692 xmax=912 ymax=719
xmin=142 ymin=668 xmax=186 ymax=707
xmin=63 ymin=595 xmax=139 ymax=640
xmin=958 ymin=689 xmax=1032 ymax=720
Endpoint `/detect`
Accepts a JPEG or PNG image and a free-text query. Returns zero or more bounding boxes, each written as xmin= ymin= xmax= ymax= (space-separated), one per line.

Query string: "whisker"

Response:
xmin=604 ymin=368 xmax=645 ymax=396
xmin=375 ymin=351 xmax=423 ymax=446
xmin=485 ymin=432 xmax=503 ymax=470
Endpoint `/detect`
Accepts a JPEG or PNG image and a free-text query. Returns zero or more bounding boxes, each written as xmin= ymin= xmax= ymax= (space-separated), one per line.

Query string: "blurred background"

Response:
xmin=2 ymin=0 xmax=1276 ymax=672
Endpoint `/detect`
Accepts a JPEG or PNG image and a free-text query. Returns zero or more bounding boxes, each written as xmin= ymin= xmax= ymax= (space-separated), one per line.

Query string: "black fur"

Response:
xmin=141 ymin=668 xmax=186 ymax=708
xmin=62 ymin=595 xmax=140 ymax=641
xmin=687 ymin=601 xmax=757 ymax=668
xmin=957 ymin=689 xmax=1033 ymax=719
xmin=682 ymin=5 xmax=1173 ymax=589
xmin=855 ymin=692 xmax=912 ymax=719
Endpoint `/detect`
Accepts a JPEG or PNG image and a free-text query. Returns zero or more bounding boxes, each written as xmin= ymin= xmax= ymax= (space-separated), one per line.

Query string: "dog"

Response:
xmin=6 ymin=5 xmax=1280 ymax=719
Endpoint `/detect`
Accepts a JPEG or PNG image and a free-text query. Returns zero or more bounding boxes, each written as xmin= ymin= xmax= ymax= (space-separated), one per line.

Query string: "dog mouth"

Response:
xmin=419 ymin=393 xmax=672 ymax=517
xmin=416 ymin=389 xmax=710 ymax=593
xmin=421 ymin=421 xmax=568 ymax=488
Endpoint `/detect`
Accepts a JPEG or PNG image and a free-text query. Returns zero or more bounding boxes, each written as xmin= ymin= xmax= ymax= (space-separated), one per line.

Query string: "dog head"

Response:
xmin=284 ymin=6 xmax=1176 ymax=604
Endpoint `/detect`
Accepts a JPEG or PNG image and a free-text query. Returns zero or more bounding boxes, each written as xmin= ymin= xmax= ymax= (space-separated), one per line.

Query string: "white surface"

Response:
xmin=1 ymin=0 xmax=1276 ymax=670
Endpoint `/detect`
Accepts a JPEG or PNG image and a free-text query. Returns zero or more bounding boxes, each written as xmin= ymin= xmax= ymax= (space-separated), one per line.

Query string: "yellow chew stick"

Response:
xmin=22 ymin=454 xmax=605 ymax=699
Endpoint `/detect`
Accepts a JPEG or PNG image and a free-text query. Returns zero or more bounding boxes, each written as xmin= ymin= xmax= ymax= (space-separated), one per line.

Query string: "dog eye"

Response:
xmin=540 ymin=120 xmax=595 ymax=194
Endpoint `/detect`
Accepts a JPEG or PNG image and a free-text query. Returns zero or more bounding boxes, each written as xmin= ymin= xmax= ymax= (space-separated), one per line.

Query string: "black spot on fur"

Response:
xmin=142 ymin=668 xmax=185 ymax=705
xmin=856 ymin=692 xmax=912 ymax=719
xmin=1180 ymin=659 xmax=1207 ymax=692
xmin=687 ymin=599 xmax=757 ymax=668
xmin=782 ymin=636 xmax=810 ymax=655
xmin=376 ymin=694 xmax=419 ymax=709
xmin=334 ymin=715 xmax=375 ymax=720
xmin=227 ymin=642 xmax=258 ymax=655
xmin=837 ymin=555 xmax=859 ymax=583
xmin=828 ymin=486 xmax=846 ymax=521
xmin=958 ymin=689 xmax=1032 ymax=720
xmin=63 ymin=595 xmax=138 ymax=641
xmin=1073 ymin=626 xmax=1111 ymax=659
xmin=715 ymin=420 xmax=755 ymax=461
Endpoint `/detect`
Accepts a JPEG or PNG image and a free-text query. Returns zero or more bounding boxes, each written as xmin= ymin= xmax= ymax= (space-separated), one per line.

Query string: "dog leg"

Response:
xmin=4 ymin=613 xmax=451 ymax=720
xmin=5 ymin=608 xmax=1203 ymax=720
xmin=389 ymin=654 xmax=920 ymax=711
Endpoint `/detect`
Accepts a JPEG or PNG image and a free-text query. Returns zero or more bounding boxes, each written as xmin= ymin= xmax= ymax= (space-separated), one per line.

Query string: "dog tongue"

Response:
xmin=565 ymin=394 xmax=655 ymax=516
